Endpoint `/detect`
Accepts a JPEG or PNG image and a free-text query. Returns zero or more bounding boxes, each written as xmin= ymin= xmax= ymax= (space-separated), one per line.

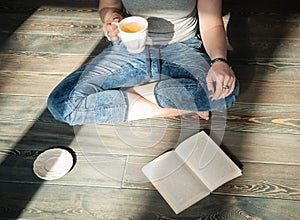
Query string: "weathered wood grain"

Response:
xmin=2 ymin=35 xmax=299 ymax=60
xmin=123 ymin=157 xmax=300 ymax=200
xmin=1 ymin=5 xmax=299 ymax=60
xmin=220 ymin=131 xmax=300 ymax=165
xmin=2 ymin=38 xmax=299 ymax=61
xmin=0 ymin=149 xmax=126 ymax=188
xmin=0 ymin=118 xmax=299 ymax=165
xmin=0 ymin=72 xmax=65 ymax=95
xmin=0 ymin=99 xmax=299 ymax=136
xmin=233 ymin=60 xmax=300 ymax=82
xmin=227 ymin=13 xmax=300 ymax=39
xmin=223 ymin=0 xmax=300 ymax=13
xmin=0 ymin=0 xmax=98 ymax=12
xmin=237 ymin=80 xmax=299 ymax=105
xmin=0 ymin=0 xmax=299 ymax=219
xmin=0 ymin=53 xmax=91 ymax=73
xmin=0 ymin=6 xmax=100 ymax=21
xmin=1 ymin=60 xmax=299 ymax=82
xmin=34 ymin=5 xmax=99 ymax=18
xmin=1 ymin=140 xmax=299 ymax=199
xmin=0 ymin=94 xmax=299 ymax=135
xmin=228 ymin=38 xmax=300 ymax=59
xmin=0 ymin=34 xmax=108 ymax=55
xmin=1 ymin=70 xmax=300 ymax=107
xmin=2 ymin=11 xmax=300 ymax=39
xmin=32 ymin=156 xmax=300 ymax=201
xmin=215 ymin=163 xmax=300 ymax=199
xmin=0 ymin=182 xmax=299 ymax=219
xmin=0 ymin=15 xmax=102 ymax=35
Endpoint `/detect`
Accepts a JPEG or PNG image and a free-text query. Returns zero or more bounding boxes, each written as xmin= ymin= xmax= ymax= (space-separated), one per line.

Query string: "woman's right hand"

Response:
xmin=103 ymin=13 xmax=123 ymax=41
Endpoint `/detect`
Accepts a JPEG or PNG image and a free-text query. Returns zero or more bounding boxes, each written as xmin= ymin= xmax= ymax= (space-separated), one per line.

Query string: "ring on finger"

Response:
xmin=223 ymin=85 xmax=230 ymax=90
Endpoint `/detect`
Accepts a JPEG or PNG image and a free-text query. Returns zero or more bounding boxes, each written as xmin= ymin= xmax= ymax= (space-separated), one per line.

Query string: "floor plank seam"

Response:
xmin=121 ymin=155 xmax=130 ymax=188
xmin=239 ymin=160 xmax=300 ymax=166
xmin=211 ymin=192 xmax=300 ymax=201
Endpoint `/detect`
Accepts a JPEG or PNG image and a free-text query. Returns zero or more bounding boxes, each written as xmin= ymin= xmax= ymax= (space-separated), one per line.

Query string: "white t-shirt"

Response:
xmin=122 ymin=0 xmax=198 ymax=45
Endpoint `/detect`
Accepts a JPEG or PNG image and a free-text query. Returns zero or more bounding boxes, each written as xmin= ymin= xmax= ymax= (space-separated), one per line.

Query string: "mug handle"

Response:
xmin=111 ymin=21 xmax=119 ymax=27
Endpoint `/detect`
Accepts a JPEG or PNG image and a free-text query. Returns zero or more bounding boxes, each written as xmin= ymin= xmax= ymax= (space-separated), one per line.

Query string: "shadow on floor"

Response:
xmin=0 ymin=0 xmax=100 ymax=218
xmin=0 ymin=0 xmax=299 ymax=218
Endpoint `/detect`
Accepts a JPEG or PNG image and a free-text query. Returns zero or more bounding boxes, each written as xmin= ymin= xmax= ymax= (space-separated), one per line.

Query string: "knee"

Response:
xmin=47 ymin=89 xmax=73 ymax=125
xmin=47 ymin=90 xmax=64 ymax=122
xmin=154 ymin=78 xmax=209 ymax=111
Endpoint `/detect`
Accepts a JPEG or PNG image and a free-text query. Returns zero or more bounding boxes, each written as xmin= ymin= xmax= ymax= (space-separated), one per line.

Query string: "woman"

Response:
xmin=47 ymin=0 xmax=238 ymax=125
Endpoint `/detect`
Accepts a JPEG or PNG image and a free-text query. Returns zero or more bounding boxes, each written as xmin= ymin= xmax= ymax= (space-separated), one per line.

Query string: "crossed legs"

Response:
xmin=126 ymin=82 xmax=210 ymax=121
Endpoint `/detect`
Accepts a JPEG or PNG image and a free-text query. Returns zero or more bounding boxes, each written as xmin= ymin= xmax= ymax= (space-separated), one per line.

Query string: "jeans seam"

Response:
xmin=75 ymin=105 xmax=126 ymax=112
xmin=121 ymin=90 xmax=129 ymax=121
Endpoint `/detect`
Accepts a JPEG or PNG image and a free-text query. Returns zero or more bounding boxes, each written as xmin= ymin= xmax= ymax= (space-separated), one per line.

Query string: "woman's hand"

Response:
xmin=206 ymin=62 xmax=236 ymax=101
xmin=99 ymin=0 xmax=123 ymax=41
xmin=103 ymin=13 xmax=122 ymax=41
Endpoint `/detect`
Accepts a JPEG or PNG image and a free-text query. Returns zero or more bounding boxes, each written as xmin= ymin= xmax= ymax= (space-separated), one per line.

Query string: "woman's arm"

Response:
xmin=197 ymin=0 xmax=236 ymax=100
xmin=99 ymin=0 xmax=124 ymax=41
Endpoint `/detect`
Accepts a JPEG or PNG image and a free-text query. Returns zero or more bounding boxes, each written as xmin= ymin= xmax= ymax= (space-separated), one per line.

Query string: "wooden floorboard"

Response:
xmin=1 ymin=182 xmax=299 ymax=219
xmin=0 ymin=95 xmax=299 ymax=139
xmin=0 ymin=120 xmax=299 ymax=164
xmin=1 ymin=69 xmax=300 ymax=107
xmin=0 ymin=0 xmax=299 ymax=219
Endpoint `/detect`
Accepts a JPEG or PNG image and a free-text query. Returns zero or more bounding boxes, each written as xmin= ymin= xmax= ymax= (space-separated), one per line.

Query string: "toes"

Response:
xmin=197 ymin=111 xmax=210 ymax=120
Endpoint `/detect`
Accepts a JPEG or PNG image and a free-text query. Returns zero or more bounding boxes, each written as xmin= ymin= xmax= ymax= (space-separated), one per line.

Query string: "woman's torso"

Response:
xmin=121 ymin=0 xmax=198 ymax=45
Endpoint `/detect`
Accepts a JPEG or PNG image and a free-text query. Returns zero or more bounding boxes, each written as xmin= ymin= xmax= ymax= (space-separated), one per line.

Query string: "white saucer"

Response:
xmin=33 ymin=148 xmax=74 ymax=180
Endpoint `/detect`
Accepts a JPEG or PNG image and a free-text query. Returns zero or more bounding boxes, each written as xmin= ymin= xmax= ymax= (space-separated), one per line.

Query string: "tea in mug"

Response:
xmin=117 ymin=16 xmax=148 ymax=53
xmin=120 ymin=22 xmax=144 ymax=33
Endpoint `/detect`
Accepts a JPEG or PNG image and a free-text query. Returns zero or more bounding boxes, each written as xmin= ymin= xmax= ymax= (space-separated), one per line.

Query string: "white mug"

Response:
xmin=113 ymin=16 xmax=148 ymax=53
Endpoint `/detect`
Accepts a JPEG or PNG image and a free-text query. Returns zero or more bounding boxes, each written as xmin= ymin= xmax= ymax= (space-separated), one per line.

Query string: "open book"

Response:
xmin=142 ymin=131 xmax=242 ymax=214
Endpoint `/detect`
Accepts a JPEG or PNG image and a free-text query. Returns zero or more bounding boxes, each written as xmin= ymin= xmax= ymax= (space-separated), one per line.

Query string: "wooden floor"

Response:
xmin=0 ymin=0 xmax=299 ymax=219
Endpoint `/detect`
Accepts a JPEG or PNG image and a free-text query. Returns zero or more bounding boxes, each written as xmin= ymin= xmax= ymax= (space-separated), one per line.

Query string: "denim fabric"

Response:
xmin=47 ymin=37 xmax=239 ymax=125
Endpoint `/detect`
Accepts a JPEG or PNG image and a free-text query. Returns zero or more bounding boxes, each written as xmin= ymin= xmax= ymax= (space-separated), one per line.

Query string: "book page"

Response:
xmin=175 ymin=131 xmax=242 ymax=191
xmin=142 ymin=151 xmax=210 ymax=214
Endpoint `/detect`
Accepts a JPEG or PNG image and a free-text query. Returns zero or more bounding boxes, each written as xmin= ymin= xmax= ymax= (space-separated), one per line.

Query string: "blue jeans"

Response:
xmin=47 ymin=37 xmax=239 ymax=125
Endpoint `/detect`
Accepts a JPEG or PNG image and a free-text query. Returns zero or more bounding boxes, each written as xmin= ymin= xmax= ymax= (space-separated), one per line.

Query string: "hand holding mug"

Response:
xmin=103 ymin=13 xmax=122 ymax=41
xmin=112 ymin=16 xmax=148 ymax=53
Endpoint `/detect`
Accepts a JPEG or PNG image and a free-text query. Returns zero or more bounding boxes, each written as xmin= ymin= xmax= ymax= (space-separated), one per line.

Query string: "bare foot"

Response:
xmin=197 ymin=111 xmax=210 ymax=120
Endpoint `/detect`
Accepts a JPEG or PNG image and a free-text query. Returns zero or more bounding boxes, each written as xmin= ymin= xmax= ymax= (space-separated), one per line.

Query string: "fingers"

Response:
xmin=206 ymin=74 xmax=215 ymax=98
xmin=103 ymin=22 xmax=120 ymax=41
xmin=206 ymin=63 xmax=236 ymax=101
xmin=222 ymin=68 xmax=235 ymax=97
xmin=212 ymin=79 xmax=224 ymax=101
xmin=103 ymin=16 xmax=122 ymax=41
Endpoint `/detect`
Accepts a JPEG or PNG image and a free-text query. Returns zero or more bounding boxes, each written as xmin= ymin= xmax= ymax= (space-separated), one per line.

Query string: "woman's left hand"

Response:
xmin=206 ymin=62 xmax=236 ymax=101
